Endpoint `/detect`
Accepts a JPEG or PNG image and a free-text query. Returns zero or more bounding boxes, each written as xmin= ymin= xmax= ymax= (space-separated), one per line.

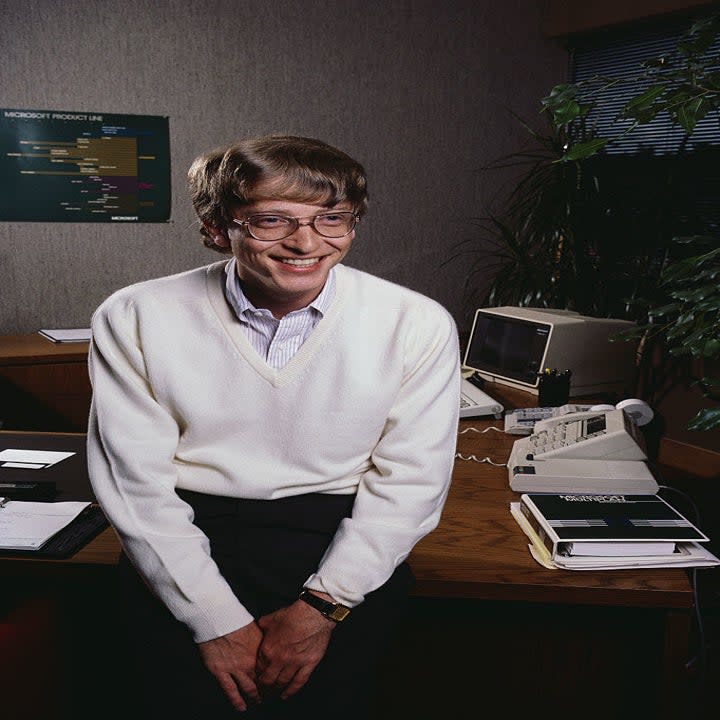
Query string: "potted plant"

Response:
xmin=458 ymin=12 xmax=720 ymax=431
xmin=543 ymin=12 xmax=720 ymax=432
xmin=636 ymin=236 xmax=720 ymax=431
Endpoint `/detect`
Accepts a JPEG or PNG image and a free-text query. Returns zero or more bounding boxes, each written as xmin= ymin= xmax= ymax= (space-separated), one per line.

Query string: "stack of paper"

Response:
xmin=0 ymin=500 xmax=90 ymax=551
xmin=38 ymin=328 xmax=91 ymax=343
xmin=511 ymin=493 xmax=720 ymax=570
xmin=0 ymin=448 xmax=75 ymax=470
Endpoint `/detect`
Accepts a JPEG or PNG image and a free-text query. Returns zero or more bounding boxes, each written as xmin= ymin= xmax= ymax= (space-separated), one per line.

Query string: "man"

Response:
xmin=88 ymin=135 xmax=460 ymax=718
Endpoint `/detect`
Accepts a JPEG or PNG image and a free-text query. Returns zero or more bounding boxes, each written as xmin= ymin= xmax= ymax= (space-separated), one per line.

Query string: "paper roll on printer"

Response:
xmin=508 ymin=404 xmax=659 ymax=494
xmin=598 ymin=398 xmax=654 ymax=426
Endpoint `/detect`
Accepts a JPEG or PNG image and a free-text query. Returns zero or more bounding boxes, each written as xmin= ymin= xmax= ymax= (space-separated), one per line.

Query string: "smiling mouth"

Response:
xmin=277 ymin=257 xmax=322 ymax=266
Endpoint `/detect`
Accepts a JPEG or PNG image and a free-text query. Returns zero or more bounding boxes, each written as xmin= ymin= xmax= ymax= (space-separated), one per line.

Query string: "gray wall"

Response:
xmin=0 ymin=0 xmax=567 ymax=335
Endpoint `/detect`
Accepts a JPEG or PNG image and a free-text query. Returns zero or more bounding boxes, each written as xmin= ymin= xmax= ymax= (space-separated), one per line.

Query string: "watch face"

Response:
xmin=328 ymin=605 xmax=351 ymax=622
xmin=300 ymin=590 xmax=350 ymax=622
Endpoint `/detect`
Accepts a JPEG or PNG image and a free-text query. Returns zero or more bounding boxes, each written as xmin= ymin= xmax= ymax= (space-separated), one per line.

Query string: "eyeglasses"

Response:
xmin=232 ymin=211 xmax=360 ymax=241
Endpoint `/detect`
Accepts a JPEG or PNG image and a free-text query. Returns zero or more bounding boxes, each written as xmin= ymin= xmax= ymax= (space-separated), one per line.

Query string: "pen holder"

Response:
xmin=537 ymin=370 xmax=571 ymax=407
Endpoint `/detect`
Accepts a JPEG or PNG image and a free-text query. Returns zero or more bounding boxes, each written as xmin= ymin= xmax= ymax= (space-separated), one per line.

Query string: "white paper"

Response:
xmin=552 ymin=543 xmax=720 ymax=570
xmin=0 ymin=449 xmax=75 ymax=468
xmin=0 ymin=500 xmax=90 ymax=550
xmin=510 ymin=502 xmax=720 ymax=570
xmin=1 ymin=462 xmax=46 ymax=469
xmin=510 ymin=503 xmax=557 ymax=569
xmin=38 ymin=328 xmax=92 ymax=342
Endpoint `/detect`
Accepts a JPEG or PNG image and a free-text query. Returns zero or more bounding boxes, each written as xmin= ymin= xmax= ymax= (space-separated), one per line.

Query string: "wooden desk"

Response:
xmin=0 ymin=334 xmax=91 ymax=432
xmin=0 ymin=432 xmax=118 ymax=573
xmin=404 ymin=384 xmax=697 ymax=718
xmin=415 ymin=418 xmax=693 ymax=607
xmin=0 ymin=424 xmax=699 ymax=719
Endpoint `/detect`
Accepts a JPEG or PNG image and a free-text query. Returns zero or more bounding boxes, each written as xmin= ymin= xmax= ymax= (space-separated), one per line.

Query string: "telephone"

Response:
xmin=507 ymin=408 xmax=658 ymax=494
xmin=503 ymin=398 xmax=654 ymax=435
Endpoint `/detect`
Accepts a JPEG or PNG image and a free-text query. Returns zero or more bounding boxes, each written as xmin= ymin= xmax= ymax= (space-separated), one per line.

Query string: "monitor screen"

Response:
xmin=464 ymin=312 xmax=550 ymax=385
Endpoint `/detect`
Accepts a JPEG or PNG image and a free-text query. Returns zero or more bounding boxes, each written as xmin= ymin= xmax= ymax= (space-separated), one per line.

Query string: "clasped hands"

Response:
xmin=198 ymin=597 xmax=337 ymax=712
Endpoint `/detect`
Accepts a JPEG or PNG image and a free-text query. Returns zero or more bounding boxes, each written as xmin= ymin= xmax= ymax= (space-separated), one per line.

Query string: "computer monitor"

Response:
xmin=463 ymin=307 xmax=638 ymax=396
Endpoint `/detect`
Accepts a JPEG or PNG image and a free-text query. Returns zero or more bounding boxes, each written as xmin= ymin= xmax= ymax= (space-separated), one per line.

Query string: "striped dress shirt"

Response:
xmin=223 ymin=258 xmax=336 ymax=369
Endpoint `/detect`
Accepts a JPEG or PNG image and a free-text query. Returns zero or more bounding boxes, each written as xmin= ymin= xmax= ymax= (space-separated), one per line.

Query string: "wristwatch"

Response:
xmin=298 ymin=589 xmax=351 ymax=623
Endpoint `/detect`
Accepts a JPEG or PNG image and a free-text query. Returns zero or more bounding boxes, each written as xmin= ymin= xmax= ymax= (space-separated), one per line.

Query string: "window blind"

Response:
xmin=571 ymin=16 xmax=720 ymax=155
xmin=570 ymin=14 xmax=720 ymax=235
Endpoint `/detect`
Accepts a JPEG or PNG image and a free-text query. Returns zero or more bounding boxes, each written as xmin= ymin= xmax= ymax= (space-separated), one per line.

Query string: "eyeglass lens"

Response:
xmin=246 ymin=212 xmax=356 ymax=240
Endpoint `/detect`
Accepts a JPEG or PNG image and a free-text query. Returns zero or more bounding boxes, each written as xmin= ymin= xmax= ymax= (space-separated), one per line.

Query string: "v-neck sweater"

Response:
xmin=87 ymin=260 xmax=460 ymax=642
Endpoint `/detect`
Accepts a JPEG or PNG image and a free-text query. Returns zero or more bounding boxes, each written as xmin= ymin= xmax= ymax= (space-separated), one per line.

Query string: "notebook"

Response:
xmin=0 ymin=502 xmax=108 ymax=558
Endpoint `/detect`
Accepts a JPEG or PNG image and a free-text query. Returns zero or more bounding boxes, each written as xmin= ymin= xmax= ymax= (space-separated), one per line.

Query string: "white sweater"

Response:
xmin=87 ymin=261 xmax=460 ymax=642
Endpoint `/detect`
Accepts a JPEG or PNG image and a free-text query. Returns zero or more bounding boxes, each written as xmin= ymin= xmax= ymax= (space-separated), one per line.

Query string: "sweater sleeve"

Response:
xmin=304 ymin=301 xmax=461 ymax=605
xmin=87 ymin=295 xmax=254 ymax=642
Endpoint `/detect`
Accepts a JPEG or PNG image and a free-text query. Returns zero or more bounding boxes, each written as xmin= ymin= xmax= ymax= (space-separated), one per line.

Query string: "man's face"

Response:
xmin=215 ymin=193 xmax=355 ymax=318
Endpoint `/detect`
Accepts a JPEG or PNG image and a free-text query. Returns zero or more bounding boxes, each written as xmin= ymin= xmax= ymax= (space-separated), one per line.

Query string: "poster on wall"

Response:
xmin=0 ymin=109 xmax=170 ymax=222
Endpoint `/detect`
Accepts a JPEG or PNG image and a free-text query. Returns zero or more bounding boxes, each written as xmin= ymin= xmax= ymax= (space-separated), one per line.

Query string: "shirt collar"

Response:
xmin=224 ymin=258 xmax=336 ymax=319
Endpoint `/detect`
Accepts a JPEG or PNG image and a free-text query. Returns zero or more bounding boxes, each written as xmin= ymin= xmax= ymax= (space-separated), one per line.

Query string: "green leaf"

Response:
xmin=542 ymin=84 xmax=579 ymax=106
xmin=705 ymin=71 xmax=720 ymax=91
xmin=559 ymin=138 xmax=609 ymax=162
xmin=662 ymin=257 xmax=702 ymax=283
xmin=633 ymin=107 xmax=662 ymax=125
xmin=702 ymin=338 xmax=720 ymax=358
xmin=541 ymin=84 xmax=581 ymax=122
xmin=693 ymin=299 xmax=720 ymax=313
xmin=621 ymin=85 xmax=666 ymax=119
xmin=552 ymin=100 xmax=584 ymax=126
xmin=642 ymin=57 xmax=668 ymax=69
xmin=647 ymin=302 xmax=681 ymax=318
xmin=671 ymin=285 xmax=719 ymax=301
xmin=684 ymin=15 xmax=720 ymax=56
xmin=695 ymin=269 xmax=720 ymax=282
xmin=687 ymin=407 xmax=720 ymax=432
xmin=675 ymin=97 xmax=705 ymax=134
xmin=672 ymin=235 xmax=717 ymax=249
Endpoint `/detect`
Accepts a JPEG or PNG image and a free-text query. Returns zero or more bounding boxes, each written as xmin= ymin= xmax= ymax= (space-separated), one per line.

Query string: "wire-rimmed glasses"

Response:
xmin=232 ymin=211 xmax=360 ymax=241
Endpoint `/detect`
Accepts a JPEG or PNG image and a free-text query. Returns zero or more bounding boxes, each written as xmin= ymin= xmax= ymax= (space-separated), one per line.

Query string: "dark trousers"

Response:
xmin=116 ymin=490 xmax=414 ymax=719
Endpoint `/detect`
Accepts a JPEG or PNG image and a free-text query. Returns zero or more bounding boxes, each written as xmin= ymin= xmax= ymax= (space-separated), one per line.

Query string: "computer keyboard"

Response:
xmin=459 ymin=373 xmax=504 ymax=418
